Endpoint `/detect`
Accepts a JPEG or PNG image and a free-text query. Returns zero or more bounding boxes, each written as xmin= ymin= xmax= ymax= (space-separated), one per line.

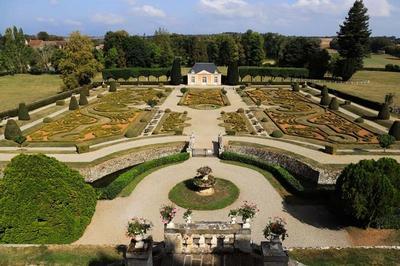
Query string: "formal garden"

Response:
xmin=20 ymin=88 xmax=170 ymax=145
xmin=244 ymin=88 xmax=380 ymax=145
xmin=178 ymin=88 xmax=230 ymax=109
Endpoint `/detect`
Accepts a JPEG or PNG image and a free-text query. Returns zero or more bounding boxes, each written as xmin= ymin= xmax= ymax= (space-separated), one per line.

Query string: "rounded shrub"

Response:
xmin=165 ymin=108 xmax=171 ymax=113
xmin=18 ymin=103 xmax=30 ymax=121
xmin=183 ymin=111 xmax=188 ymax=115
xmin=0 ymin=154 xmax=96 ymax=243
xmin=261 ymin=117 xmax=268 ymax=123
xmin=97 ymin=94 xmax=104 ymax=98
xmin=101 ymin=83 xmax=107 ymax=89
xmin=140 ymin=118 xmax=148 ymax=123
xmin=79 ymin=90 xmax=88 ymax=106
xmin=320 ymin=93 xmax=330 ymax=106
xmin=378 ymin=103 xmax=390 ymax=120
xmin=292 ymin=83 xmax=300 ymax=92
xmin=69 ymin=96 xmax=79 ymax=111
xmin=180 ymin=87 xmax=188 ymax=94
xmin=354 ymin=117 xmax=364 ymax=123
xmin=4 ymin=119 xmax=22 ymax=141
xmin=43 ymin=117 xmax=53 ymax=123
xmin=109 ymin=81 xmax=117 ymax=92
xmin=321 ymin=85 xmax=328 ymax=96
xmin=329 ymin=97 xmax=339 ymax=111
xmin=221 ymin=111 xmax=225 ymax=115
xmin=389 ymin=121 xmax=400 ymax=141
xmin=56 ymin=100 xmax=65 ymax=106
xmin=156 ymin=92 xmax=165 ymax=99
xmin=270 ymin=130 xmax=283 ymax=138
xmin=237 ymin=108 xmax=244 ymax=113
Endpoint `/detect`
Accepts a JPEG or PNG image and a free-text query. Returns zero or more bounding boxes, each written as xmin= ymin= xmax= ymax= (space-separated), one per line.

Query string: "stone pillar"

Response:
xmin=125 ymin=239 xmax=153 ymax=266
xmin=217 ymin=133 xmax=224 ymax=156
xmin=261 ymin=239 xmax=289 ymax=266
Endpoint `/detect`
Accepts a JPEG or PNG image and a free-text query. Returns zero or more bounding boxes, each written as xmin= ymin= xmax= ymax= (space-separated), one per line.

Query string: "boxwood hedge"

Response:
xmin=0 ymin=154 xmax=97 ymax=244
xmin=97 ymin=153 xmax=190 ymax=200
xmin=219 ymin=152 xmax=304 ymax=193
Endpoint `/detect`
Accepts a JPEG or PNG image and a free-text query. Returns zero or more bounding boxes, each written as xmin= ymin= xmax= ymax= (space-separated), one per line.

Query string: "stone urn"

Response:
xmin=242 ymin=218 xmax=251 ymax=229
xmin=185 ymin=215 xmax=192 ymax=224
xmin=132 ymin=235 xmax=145 ymax=249
xmin=230 ymin=216 xmax=237 ymax=224
xmin=193 ymin=166 xmax=216 ymax=196
xmin=166 ymin=222 xmax=175 ymax=229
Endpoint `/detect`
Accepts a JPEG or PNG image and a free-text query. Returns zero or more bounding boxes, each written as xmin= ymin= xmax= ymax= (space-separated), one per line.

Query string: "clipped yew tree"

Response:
xmin=335 ymin=158 xmax=400 ymax=228
xmin=18 ymin=103 xmax=30 ymax=121
xmin=4 ymin=119 xmax=22 ymax=141
xmin=389 ymin=121 xmax=400 ymax=140
xmin=378 ymin=103 xmax=390 ymax=120
xmin=320 ymin=93 xmax=330 ymax=106
xmin=109 ymin=81 xmax=117 ymax=92
xmin=226 ymin=61 xmax=239 ymax=85
xmin=170 ymin=57 xmax=182 ymax=85
xmin=329 ymin=97 xmax=339 ymax=110
xmin=69 ymin=96 xmax=79 ymax=110
xmin=79 ymin=90 xmax=88 ymax=106
xmin=0 ymin=154 xmax=96 ymax=243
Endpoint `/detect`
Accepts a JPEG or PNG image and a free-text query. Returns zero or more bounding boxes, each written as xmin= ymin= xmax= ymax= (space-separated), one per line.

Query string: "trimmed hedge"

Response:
xmin=102 ymin=68 xmax=170 ymax=81
xmin=0 ymin=154 xmax=96 ymax=244
xmin=389 ymin=121 xmax=400 ymax=140
xmin=69 ymin=96 xmax=79 ymax=111
xmin=78 ymin=90 xmax=88 ymax=106
xmin=270 ymin=130 xmax=283 ymax=138
xmin=329 ymin=97 xmax=339 ymax=111
xmin=17 ymin=103 xmax=30 ymax=121
xmin=238 ymin=67 xmax=309 ymax=80
xmin=219 ymin=152 xmax=304 ymax=193
xmin=320 ymin=93 xmax=331 ymax=106
xmin=378 ymin=103 xmax=390 ymax=120
xmin=97 ymin=153 xmax=190 ymax=200
xmin=109 ymin=81 xmax=117 ymax=92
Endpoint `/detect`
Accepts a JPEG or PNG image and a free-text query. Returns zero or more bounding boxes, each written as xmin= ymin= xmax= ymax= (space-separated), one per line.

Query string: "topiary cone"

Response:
xmin=329 ymin=97 xmax=339 ymax=110
xmin=69 ymin=96 xmax=79 ymax=110
xmin=320 ymin=93 xmax=330 ymax=106
xmin=109 ymin=81 xmax=117 ymax=92
xmin=18 ymin=102 xmax=30 ymax=121
xmin=378 ymin=103 xmax=390 ymax=120
xmin=321 ymin=86 xmax=328 ymax=96
xmin=4 ymin=119 xmax=22 ymax=141
xmin=79 ymin=90 xmax=88 ymax=106
xmin=389 ymin=121 xmax=400 ymax=140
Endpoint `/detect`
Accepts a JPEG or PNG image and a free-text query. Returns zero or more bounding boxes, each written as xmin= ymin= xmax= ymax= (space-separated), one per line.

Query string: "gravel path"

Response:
xmin=76 ymin=157 xmax=350 ymax=248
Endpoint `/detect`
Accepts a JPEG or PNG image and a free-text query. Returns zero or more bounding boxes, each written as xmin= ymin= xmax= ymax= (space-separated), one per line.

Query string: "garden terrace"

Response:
xmin=245 ymin=88 xmax=379 ymax=145
xmin=25 ymin=88 xmax=169 ymax=144
xmin=153 ymin=112 xmax=190 ymax=135
xmin=179 ymin=88 xmax=230 ymax=109
xmin=220 ymin=112 xmax=253 ymax=135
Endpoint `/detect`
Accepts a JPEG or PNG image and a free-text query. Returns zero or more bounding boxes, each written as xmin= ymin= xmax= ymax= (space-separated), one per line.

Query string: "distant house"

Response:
xmin=28 ymin=39 xmax=67 ymax=49
xmin=187 ymin=63 xmax=221 ymax=86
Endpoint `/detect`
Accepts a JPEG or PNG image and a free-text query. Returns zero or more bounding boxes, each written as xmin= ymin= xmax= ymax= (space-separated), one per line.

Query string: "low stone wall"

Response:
xmin=78 ymin=142 xmax=187 ymax=182
xmin=225 ymin=145 xmax=342 ymax=185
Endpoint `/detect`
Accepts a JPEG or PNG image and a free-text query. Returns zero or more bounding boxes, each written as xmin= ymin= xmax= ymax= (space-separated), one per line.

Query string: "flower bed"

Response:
xmin=179 ymin=88 xmax=230 ymax=109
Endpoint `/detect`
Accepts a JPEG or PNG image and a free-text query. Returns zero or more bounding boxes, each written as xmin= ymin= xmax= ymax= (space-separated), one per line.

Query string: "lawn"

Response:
xmin=289 ymin=248 xmax=400 ymax=266
xmin=329 ymin=70 xmax=400 ymax=106
xmin=363 ymin=54 xmax=400 ymax=68
xmin=0 ymin=74 xmax=62 ymax=112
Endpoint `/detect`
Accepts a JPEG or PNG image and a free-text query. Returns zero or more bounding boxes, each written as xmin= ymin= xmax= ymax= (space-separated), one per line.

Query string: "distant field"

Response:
xmin=364 ymin=54 xmax=400 ymax=68
xmin=0 ymin=74 xmax=62 ymax=112
xmin=329 ymin=71 xmax=400 ymax=106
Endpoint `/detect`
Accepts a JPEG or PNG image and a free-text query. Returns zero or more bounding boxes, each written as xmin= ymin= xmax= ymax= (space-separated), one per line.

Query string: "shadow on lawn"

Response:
xmin=88 ymin=245 xmax=127 ymax=266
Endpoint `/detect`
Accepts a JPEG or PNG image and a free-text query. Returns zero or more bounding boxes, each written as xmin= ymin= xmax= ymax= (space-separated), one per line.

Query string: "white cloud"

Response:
xmin=36 ymin=17 xmax=56 ymax=23
xmin=291 ymin=0 xmax=392 ymax=17
xmin=199 ymin=0 xmax=257 ymax=17
xmin=64 ymin=19 xmax=82 ymax=26
xmin=91 ymin=13 xmax=125 ymax=25
xmin=133 ymin=5 xmax=166 ymax=18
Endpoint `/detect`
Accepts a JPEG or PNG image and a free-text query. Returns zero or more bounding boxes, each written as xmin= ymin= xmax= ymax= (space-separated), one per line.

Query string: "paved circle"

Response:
xmin=76 ymin=157 xmax=350 ymax=248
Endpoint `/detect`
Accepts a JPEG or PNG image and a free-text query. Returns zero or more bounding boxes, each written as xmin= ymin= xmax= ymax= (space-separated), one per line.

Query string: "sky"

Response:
xmin=1 ymin=0 xmax=399 ymax=37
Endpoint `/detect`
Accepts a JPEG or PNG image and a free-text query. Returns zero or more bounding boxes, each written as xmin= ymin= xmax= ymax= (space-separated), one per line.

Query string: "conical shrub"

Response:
xmin=18 ymin=103 xmax=30 ymax=121
xmin=378 ymin=103 xmax=390 ymax=120
xmin=109 ymin=81 xmax=117 ymax=92
xmin=292 ymin=83 xmax=300 ymax=92
xmin=79 ymin=90 xmax=88 ymax=106
xmin=69 ymin=96 xmax=79 ymax=110
xmin=329 ymin=97 xmax=339 ymax=110
xmin=4 ymin=119 xmax=22 ymax=141
xmin=320 ymin=93 xmax=330 ymax=106
xmin=389 ymin=121 xmax=400 ymax=140
xmin=321 ymin=86 xmax=328 ymax=96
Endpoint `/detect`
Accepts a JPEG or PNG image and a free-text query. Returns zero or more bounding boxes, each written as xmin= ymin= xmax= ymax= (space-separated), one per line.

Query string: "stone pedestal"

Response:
xmin=125 ymin=239 xmax=153 ymax=266
xmin=261 ymin=240 xmax=289 ymax=266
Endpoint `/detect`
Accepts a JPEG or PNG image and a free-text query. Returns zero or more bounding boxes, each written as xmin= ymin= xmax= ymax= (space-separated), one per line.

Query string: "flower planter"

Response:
xmin=133 ymin=234 xmax=145 ymax=249
xmin=185 ymin=215 xmax=192 ymax=224
xmin=230 ymin=216 xmax=237 ymax=224
xmin=242 ymin=218 xmax=251 ymax=228
xmin=166 ymin=222 xmax=175 ymax=229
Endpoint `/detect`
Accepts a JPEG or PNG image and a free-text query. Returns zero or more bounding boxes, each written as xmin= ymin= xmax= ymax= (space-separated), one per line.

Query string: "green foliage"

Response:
xmin=336 ymin=158 xmax=400 ymax=228
xmin=43 ymin=117 xmax=53 ymax=123
xmin=292 ymin=83 xmax=300 ymax=92
xmin=170 ymin=58 xmax=182 ymax=85
xmin=78 ymin=90 xmax=88 ymax=106
xmin=324 ymin=145 xmax=337 ymax=155
xmin=75 ymin=143 xmax=90 ymax=154
xmin=4 ymin=119 xmax=22 ymax=141
xmin=378 ymin=134 xmax=396 ymax=151
xmin=14 ymin=135 xmax=26 ymax=145
xmin=321 ymin=85 xmax=328 ymax=96
xmin=241 ymin=30 xmax=265 ymax=66
xmin=355 ymin=117 xmax=364 ymax=123
xmin=146 ymin=99 xmax=158 ymax=108
xmin=17 ymin=102 xmax=30 ymax=120
xmin=0 ymin=154 xmax=96 ymax=243
xmin=109 ymin=81 xmax=117 ymax=92
xmin=97 ymin=153 xmax=190 ymax=200
xmin=59 ymin=32 xmax=103 ymax=90
xmin=308 ymin=49 xmax=331 ymax=79
xmin=270 ymin=130 xmax=283 ymax=138
xmin=389 ymin=121 xmax=400 ymax=140
xmin=237 ymin=108 xmax=244 ymax=113
xmin=239 ymin=67 xmax=309 ymax=80
xmin=320 ymin=93 xmax=331 ymax=106
xmin=226 ymin=61 xmax=239 ymax=85
xmin=337 ymin=0 xmax=371 ymax=71
xmin=68 ymin=96 xmax=79 ymax=110
xmin=220 ymin=152 xmax=304 ymax=193
xmin=333 ymin=58 xmax=358 ymax=81
xmin=329 ymin=97 xmax=339 ymax=111
xmin=102 ymin=67 xmax=170 ymax=80
xmin=378 ymin=103 xmax=390 ymax=120
xmin=180 ymin=87 xmax=188 ymax=94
